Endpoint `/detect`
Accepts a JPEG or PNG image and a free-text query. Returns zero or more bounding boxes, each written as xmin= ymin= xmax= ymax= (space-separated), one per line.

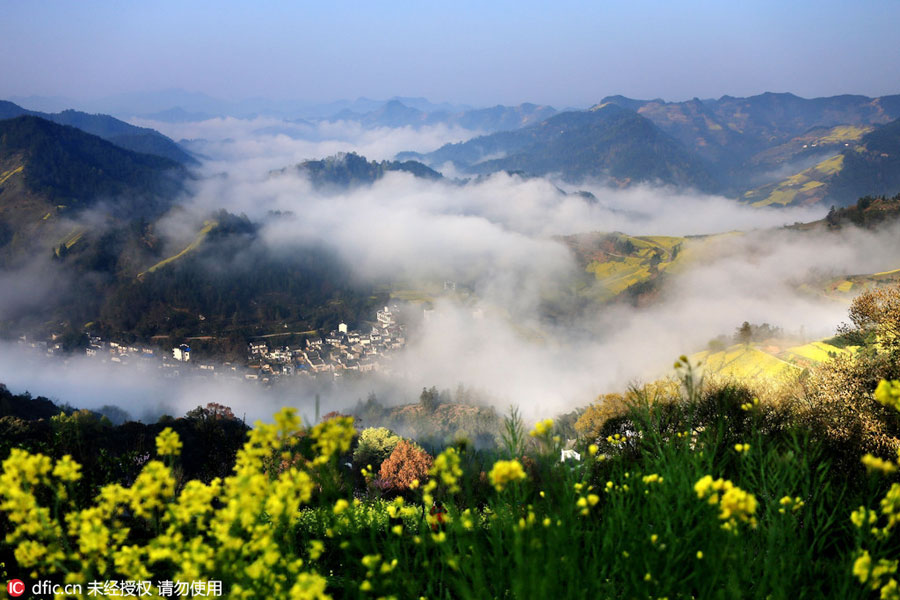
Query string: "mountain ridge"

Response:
xmin=0 ymin=100 xmax=197 ymax=165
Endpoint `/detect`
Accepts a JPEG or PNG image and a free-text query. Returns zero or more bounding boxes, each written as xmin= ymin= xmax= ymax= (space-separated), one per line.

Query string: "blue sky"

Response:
xmin=3 ymin=0 xmax=900 ymax=107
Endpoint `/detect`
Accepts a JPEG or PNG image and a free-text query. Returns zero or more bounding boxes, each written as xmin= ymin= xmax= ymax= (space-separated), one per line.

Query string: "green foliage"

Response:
xmin=500 ymin=405 xmax=526 ymax=458
xmin=353 ymin=427 xmax=402 ymax=470
xmin=289 ymin=152 xmax=441 ymax=188
xmin=0 ymin=116 xmax=183 ymax=214
xmin=0 ymin=100 xmax=195 ymax=164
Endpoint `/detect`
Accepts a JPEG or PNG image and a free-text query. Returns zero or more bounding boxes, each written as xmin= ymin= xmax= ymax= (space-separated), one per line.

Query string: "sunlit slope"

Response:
xmin=565 ymin=232 xmax=744 ymax=303
xmin=801 ymin=267 xmax=900 ymax=302
xmin=138 ymin=220 xmax=218 ymax=278
xmin=744 ymin=154 xmax=844 ymax=207
xmin=744 ymin=119 xmax=900 ymax=207
xmin=692 ymin=340 xmax=850 ymax=380
xmin=563 ymin=233 xmax=688 ymax=301
xmin=747 ymin=125 xmax=871 ymax=172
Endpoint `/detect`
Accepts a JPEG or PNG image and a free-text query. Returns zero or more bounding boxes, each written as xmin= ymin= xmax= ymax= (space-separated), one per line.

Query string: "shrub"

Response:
xmin=379 ymin=440 xmax=432 ymax=492
xmin=353 ymin=427 xmax=402 ymax=470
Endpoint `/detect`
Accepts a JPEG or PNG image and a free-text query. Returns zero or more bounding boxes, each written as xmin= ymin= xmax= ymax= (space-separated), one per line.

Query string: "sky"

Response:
xmin=2 ymin=0 xmax=900 ymax=108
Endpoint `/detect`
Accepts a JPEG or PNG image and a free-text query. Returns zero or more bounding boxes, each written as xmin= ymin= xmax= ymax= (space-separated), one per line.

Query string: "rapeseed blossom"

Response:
xmin=530 ymin=418 xmax=553 ymax=437
xmin=0 ymin=407 xmax=333 ymax=599
xmin=310 ymin=416 xmax=356 ymax=466
xmin=875 ymin=379 xmax=900 ymax=412
xmin=156 ymin=427 xmax=183 ymax=457
xmin=695 ymin=475 xmax=757 ymax=531
xmin=778 ymin=496 xmax=805 ymax=514
xmin=488 ymin=459 xmax=527 ymax=492
xmin=862 ymin=453 xmax=897 ymax=475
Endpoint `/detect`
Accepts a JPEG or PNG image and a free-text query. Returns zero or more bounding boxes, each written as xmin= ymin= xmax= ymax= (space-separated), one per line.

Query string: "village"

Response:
xmin=15 ymin=304 xmax=407 ymax=386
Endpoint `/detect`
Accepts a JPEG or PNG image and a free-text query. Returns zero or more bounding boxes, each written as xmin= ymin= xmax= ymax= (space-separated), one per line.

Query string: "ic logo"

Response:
xmin=7 ymin=579 xmax=25 ymax=597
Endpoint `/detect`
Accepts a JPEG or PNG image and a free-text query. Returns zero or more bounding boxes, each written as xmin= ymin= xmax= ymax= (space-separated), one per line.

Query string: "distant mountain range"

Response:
xmin=400 ymin=92 xmax=900 ymax=205
xmin=0 ymin=100 xmax=196 ymax=165
xmin=8 ymin=90 xmax=475 ymax=121
xmin=326 ymin=99 xmax=558 ymax=132
xmin=400 ymin=104 xmax=718 ymax=190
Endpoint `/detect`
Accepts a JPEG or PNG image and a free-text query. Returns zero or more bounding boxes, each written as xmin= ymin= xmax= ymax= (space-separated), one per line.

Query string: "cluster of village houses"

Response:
xmin=245 ymin=305 xmax=406 ymax=378
xmin=17 ymin=305 xmax=406 ymax=385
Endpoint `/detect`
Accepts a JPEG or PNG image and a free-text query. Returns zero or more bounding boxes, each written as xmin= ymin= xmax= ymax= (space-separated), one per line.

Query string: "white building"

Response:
xmin=173 ymin=344 xmax=191 ymax=362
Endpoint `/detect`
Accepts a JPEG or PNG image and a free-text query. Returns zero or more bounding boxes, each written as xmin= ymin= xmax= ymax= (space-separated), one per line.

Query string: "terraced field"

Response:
xmin=809 ymin=268 xmax=900 ymax=300
xmin=745 ymin=154 xmax=844 ymax=207
xmin=692 ymin=345 xmax=799 ymax=380
xmin=0 ymin=165 xmax=23 ymax=186
xmin=138 ymin=220 xmax=217 ymax=277
xmin=579 ymin=234 xmax=688 ymax=300
xmin=692 ymin=340 xmax=850 ymax=380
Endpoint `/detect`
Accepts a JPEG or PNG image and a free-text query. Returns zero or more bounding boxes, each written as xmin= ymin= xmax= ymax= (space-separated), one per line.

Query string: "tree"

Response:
xmin=735 ymin=321 xmax=753 ymax=345
xmin=420 ymin=387 xmax=440 ymax=412
xmin=353 ymin=427 xmax=401 ymax=470
xmin=846 ymin=285 xmax=900 ymax=348
xmin=186 ymin=402 xmax=236 ymax=422
xmin=379 ymin=440 xmax=432 ymax=492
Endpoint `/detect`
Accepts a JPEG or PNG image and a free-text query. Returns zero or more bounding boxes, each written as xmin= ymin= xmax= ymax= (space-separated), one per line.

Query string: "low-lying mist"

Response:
xmin=3 ymin=120 xmax=900 ymax=424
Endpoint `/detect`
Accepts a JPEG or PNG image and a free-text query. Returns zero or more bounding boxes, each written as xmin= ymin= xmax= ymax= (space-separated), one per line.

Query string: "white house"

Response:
xmin=173 ymin=344 xmax=191 ymax=362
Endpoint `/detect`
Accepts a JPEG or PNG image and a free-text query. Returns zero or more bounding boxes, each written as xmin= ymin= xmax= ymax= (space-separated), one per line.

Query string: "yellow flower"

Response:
xmin=155 ymin=427 xmax=182 ymax=457
xmin=695 ymin=475 xmax=757 ymax=531
xmin=488 ymin=459 xmax=527 ymax=492
xmin=734 ymin=443 xmax=750 ymax=454
xmin=333 ymin=499 xmax=350 ymax=515
xmin=311 ymin=416 xmax=356 ymax=465
xmin=882 ymin=578 xmax=900 ymax=600
xmin=309 ymin=540 xmax=325 ymax=560
xmin=862 ymin=454 xmax=897 ymax=475
xmin=429 ymin=448 xmax=464 ymax=494
xmin=696 ymin=551 xmax=703 ymax=559
xmin=52 ymin=455 xmax=82 ymax=483
xmin=530 ymin=418 xmax=554 ymax=437
xmin=289 ymin=572 xmax=330 ymax=599
xmin=875 ymin=380 xmax=900 ymax=412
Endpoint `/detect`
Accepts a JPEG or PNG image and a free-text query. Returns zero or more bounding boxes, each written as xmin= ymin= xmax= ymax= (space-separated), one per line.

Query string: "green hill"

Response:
xmin=0 ymin=116 xmax=187 ymax=264
xmin=0 ymin=100 xmax=196 ymax=165
xmin=0 ymin=116 xmax=183 ymax=206
xmin=277 ymin=152 xmax=442 ymax=189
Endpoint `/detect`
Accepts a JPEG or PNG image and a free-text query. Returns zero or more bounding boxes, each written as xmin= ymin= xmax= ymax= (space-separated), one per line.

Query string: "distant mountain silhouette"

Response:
xmin=0 ymin=100 xmax=197 ymax=164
